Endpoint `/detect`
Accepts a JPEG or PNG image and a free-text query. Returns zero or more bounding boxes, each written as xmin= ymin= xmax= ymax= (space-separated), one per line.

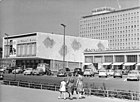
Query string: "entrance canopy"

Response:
xmin=112 ymin=63 xmax=123 ymax=65
xmin=102 ymin=63 xmax=112 ymax=65
xmin=123 ymin=63 xmax=136 ymax=66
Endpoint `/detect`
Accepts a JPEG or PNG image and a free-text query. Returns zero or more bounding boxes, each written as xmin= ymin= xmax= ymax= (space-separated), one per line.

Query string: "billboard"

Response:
xmin=9 ymin=39 xmax=17 ymax=57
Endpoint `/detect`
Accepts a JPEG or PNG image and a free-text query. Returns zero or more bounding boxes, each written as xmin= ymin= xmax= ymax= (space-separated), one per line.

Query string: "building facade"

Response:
xmin=80 ymin=7 xmax=140 ymax=70
xmin=2 ymin=32 xmax=108 ymax=71
xmin=79 ymin=7 xmax=140 ymax=50
xmin=84 ymin=50 xmax=140 ymax=71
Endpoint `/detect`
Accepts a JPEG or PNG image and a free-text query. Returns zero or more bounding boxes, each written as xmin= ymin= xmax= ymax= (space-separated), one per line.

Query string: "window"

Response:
xmin=17 ymin=43 xmax=36 ymax=57
xmin=85 ymin=56 xmax=93 ymax=63
xmin=127 ymin=55 xmax=137 ymax=62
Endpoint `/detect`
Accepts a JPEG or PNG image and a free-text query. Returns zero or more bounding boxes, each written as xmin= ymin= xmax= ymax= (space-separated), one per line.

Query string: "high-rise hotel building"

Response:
xmin=79 ymin=7 xmax=140 ymax=50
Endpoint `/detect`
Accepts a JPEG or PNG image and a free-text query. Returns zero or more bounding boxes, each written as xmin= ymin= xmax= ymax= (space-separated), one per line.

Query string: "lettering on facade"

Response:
xmin=84 ymin=48 xmax=105 ymax=52
xmin=17 ymin=38 xmax=36 ymax=44
xmin=84 ymin=42 xmax=106 ymax=52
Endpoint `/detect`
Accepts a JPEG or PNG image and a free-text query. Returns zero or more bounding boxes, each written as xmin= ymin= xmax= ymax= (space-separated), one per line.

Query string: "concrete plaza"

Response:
xmin=0 ymin=84 xmax=137 ymax=102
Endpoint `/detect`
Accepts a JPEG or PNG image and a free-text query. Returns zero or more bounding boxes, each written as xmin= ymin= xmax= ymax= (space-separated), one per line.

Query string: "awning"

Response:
xmin=83 ymin=63 xmax=92 ymax=65
xmin=112 ymin=63 xmax=123 ymax=65
xmin=136 ymin=63 xmax=140 ymax=65
xmin=123 ymin=63 xmax=136 ymax=66
xmin=102 ymin=63 xmax=112 ymax=65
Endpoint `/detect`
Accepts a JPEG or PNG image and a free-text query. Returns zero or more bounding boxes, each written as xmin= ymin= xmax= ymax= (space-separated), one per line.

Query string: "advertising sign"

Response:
xmin=9 ymin=39 xmax=17 ymax=57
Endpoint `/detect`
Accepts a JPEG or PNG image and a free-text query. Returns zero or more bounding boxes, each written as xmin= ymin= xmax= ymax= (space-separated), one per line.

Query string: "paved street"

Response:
xmin=0 ymin=84 xmax=138 ymax=102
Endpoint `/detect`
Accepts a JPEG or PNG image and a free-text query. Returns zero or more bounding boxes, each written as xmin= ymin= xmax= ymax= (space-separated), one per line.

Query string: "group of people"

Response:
xmin=58 ymin=73 xmax=84 ymax=100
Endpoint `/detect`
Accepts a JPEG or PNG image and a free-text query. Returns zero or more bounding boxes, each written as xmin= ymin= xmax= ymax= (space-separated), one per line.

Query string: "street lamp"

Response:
xmin=60 ymin=24 xmax=66 ymax=71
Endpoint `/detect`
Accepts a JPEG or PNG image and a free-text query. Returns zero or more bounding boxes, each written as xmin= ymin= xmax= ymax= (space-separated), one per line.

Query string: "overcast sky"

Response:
xmin=0 ymin=0 xmax=139 ymax=47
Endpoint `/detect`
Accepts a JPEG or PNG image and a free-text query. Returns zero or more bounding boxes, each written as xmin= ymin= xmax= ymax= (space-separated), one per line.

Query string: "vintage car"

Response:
xmin=127 ymin=70 xmax=140 ymax=81
xmin=32 ymin=69 xmax=45 ymax=75
xmin=12 ymin=67 xmax=23 ymax=74
xmin=113 ymin=70 xmax=123 ymax=78
xmin=107 ymin=69 xmax=115 ymax=76
xmin=98 ymin=70 xmax=108 ymax=78
xmin=23 ymin=68 xmax=33 ymax=75
xmin=57 ymin=68 xmax=70 ymax=77
xmin=83 ymin=68 xmax=94 ymax=77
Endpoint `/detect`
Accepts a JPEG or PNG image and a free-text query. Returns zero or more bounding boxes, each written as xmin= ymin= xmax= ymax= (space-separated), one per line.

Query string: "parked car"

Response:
xmin=107 ymin=69 xmax=115 ymax=76
xmin=5 ymin=68 xmax=13 ymax=73
xmin=57 ymin=68 xmax=70 ymax=77
xmin=32 ymin=69 xmax=45 ymax=75
xmin=83 ymin=68 xmax=94 ymax=77
xmin=73 ymin=68 xmax=83 ymax=76
xmin=0 ymin=71 xmax=4 ymax=80
xmin=12 ymin=67 xmax=23 ymax=74
xmin=98 ymin=70 xmax=108 ymax=77
xmin=127 ymin=70 xmax=140 ymax=81
xmin=23 ymin=68 xmax=33 ymax=75
xmin=113 ymin=70 xmax=122 ymax=78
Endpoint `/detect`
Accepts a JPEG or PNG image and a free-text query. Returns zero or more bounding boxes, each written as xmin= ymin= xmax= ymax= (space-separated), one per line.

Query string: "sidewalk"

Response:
xmin=0 ymin=84 xmax=137 ymax=102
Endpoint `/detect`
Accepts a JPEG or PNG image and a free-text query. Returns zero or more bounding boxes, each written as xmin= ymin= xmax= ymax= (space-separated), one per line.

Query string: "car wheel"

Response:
xmin=114 ymin=76 xmax=115 ymax=78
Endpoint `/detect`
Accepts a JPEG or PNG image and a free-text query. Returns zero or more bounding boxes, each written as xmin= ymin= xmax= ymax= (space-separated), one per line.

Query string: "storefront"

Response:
xmin=84 ymin=50 xmax=140 ymax=71
xmin=112 ymin=63 xmax=123 ymax=70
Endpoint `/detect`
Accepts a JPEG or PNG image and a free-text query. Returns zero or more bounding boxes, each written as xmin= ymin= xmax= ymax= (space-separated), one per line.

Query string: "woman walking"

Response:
xmin=66 ymin=73 xmax=75 ymax=100
xmin=76 ymin=74 xmax=84 ymax=99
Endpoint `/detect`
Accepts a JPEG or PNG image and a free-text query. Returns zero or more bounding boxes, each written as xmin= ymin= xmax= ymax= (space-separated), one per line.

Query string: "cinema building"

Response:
xmin=3 ymin=32 xmax=108 ymax=71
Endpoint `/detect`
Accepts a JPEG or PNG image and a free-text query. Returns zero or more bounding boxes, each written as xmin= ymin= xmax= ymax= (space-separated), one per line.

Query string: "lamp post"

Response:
xmin=60 ymin=24 xmax=66 ymax=71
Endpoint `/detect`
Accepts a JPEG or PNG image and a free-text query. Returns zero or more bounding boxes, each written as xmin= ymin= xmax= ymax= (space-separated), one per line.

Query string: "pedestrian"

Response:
xmin=66 ymin=73 xmax=75 ymax=100
xmin=76 ymin=74 xmax=84 ymax=99
xmin=58 ymin=78 xmax=67 ymax=100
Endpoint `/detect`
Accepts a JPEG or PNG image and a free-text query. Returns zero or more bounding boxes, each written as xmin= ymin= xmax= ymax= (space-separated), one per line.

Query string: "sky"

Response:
xmin=0 ymin=0 xmax=139 ymax=47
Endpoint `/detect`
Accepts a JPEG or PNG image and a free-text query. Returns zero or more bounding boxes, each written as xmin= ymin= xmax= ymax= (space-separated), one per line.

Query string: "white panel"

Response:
xmin=37 ymin=32 xmax=108 ymax=62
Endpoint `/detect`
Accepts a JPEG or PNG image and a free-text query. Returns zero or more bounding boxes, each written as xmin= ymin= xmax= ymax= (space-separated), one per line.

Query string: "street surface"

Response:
xmin=0 ymin=84 xmax=137 ymax=102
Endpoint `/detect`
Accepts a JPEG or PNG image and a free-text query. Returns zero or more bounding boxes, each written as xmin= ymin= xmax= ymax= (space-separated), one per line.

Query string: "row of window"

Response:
xmin=80 ymin=24 xmax=139 ymax=32
xmin=85 ymin=55 xmax=139 ymax=63
xmin=81 ymin=24 xmax=139 ymax=29
xmin=4 ymin=43 xmax=36 ymax=57
xmin=17 ymin=43 xmax=36 ymax=57
xmin=80 ymin=19 xmax=139 ymax=27
xmin=80 ymin=33 xmax=140 ymax=40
